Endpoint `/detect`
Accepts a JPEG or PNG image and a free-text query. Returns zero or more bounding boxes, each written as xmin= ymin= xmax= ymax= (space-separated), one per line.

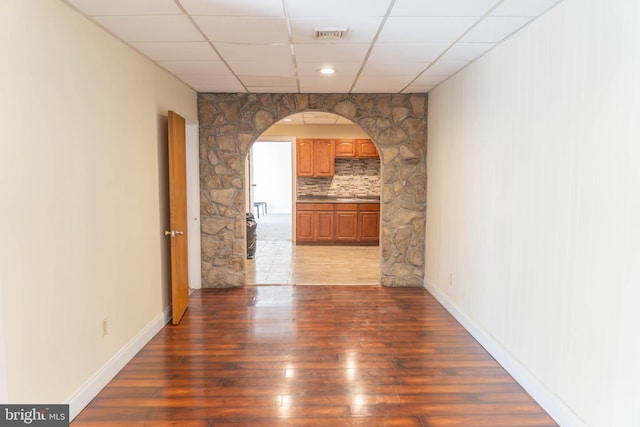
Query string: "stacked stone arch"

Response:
xmin=198 ymin=93 xmax=427 ymax=288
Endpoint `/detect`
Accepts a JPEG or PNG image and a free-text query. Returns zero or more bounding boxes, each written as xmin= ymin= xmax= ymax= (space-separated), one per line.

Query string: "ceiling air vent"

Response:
xmin=313 ymin=27 xmax=348 ymax=40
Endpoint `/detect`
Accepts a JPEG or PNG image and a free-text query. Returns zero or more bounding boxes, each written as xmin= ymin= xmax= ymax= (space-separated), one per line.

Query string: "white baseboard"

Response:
xmin=423 ymin=280 xmax=586 ymax=427
xmin=66 ymin=305 xmax=172 ymax=421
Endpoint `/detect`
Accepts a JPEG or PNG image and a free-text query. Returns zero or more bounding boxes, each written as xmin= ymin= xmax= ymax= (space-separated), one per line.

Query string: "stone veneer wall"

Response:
xmin=198 ymin=93 xmax=427 ymax=288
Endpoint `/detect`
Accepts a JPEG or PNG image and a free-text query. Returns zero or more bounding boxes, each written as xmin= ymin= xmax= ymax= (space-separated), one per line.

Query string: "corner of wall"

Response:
xmin=66 ymin=305 xmax=172 ymax=421
xmin=422 ymin=280 xmax=587 ymax=427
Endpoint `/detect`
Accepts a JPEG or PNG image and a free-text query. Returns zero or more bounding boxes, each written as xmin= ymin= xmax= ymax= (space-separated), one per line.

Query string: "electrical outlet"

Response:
xmin=102 ymin=318 xmax=108 ymax=336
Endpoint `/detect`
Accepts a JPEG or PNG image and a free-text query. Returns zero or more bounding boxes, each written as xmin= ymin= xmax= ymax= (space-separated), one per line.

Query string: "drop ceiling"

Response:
xmin=63 ymin=0 xmax=563 ymax=94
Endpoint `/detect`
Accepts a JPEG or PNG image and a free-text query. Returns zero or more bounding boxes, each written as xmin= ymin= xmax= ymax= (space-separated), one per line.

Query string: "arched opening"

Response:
xmin=245 ymin=112 xmax=382 ymax=286
xmin=198 ymin=93 xmax=427 ymax=288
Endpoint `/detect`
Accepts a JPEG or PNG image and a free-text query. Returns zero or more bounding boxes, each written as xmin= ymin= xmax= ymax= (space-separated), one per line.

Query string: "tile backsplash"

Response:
xmin=297 ymin=158 xmax=381 ymax=197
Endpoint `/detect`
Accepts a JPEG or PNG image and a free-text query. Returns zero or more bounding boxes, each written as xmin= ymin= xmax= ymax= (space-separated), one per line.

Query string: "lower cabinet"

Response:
xmin=359 ymin=204 xmax=380 ymax=242
xmin=335 ymin=204 xmax=358 ymax=242
xmin=296 ymin=202 xmax=380 ymax=244
xmin=296 ymin=204 xmax=334 ymax=242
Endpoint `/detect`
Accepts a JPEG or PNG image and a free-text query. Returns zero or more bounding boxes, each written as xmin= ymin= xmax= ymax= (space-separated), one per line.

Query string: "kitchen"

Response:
xmin=247 ymin=112 xmax=381 ymax=285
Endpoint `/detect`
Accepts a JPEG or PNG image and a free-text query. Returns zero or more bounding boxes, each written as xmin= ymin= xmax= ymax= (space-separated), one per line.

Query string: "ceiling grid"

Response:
xmin=63 ymin=0 xmax=564 ymax=94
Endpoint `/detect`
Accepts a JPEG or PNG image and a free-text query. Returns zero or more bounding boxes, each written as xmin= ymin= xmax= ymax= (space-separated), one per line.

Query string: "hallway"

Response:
xmin=71 ymin=286 xmax=557 ymax=426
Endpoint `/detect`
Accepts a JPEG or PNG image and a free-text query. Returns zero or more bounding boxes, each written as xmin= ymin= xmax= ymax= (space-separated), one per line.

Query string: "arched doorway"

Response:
xmin=246 ymin=112 xmax=381 ymax=286
xmin=198 ymin=93 xmax=427 ymax=288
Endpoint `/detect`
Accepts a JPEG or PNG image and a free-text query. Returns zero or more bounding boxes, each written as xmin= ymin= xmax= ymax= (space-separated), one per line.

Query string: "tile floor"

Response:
xmin=246 ymin=213 xmax=380 ymax=286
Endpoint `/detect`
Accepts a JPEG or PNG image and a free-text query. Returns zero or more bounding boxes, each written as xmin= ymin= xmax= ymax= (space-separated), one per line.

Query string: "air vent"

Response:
xmin=313 ymin=27 xmax=348 ymax=40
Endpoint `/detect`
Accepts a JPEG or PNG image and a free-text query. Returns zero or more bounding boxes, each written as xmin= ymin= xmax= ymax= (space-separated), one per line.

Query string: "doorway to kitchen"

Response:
xmin=245 ymin=114 xmax=381 ymax=287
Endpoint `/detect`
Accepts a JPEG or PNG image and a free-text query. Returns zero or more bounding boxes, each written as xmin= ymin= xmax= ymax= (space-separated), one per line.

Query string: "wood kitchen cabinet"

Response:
xmin=296 ymin=139 xmax=335 ymax=177
xmin=296 ymin=203 xmax=334 ymax=242
xmin=357 ymin=139 xmax=379 ymax=158
xmin=296 ymin=202 xmax=380 ymax=244
xmin=334 ymin=139 xmax=379 ymax=158
xmin=358 ymin=203 xmax=380 ymax=242
xmin=335 ymin=203 xmax=358 ymax=242
xmin=334 ymin=139 xmax=357 ymax=157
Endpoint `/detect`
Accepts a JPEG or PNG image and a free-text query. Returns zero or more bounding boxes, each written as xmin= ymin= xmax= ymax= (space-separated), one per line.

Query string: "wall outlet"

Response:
xmin=102 ymin=318 xmax=108 ymax=336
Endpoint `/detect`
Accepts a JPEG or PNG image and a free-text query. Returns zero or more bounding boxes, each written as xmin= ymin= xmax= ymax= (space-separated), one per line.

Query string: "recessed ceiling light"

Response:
xmin=319 ymin=67 xmax=335 ymax=75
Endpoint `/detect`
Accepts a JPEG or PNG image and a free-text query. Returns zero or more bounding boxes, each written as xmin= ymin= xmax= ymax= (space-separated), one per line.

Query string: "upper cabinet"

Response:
xmin=334 ymin=139 xmax=379 ymax=158
xmin=335 ymin=139 xmax=357 ymax=157
xmin=296 ymin=139 xmax=335 ymax=177
xmin=357 ymin=139 xmax=379 ymax=158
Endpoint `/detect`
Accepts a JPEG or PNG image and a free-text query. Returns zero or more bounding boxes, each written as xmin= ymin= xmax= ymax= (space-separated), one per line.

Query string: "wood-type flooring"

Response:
xmin=72 ymin=286 xmax=558 ymax=426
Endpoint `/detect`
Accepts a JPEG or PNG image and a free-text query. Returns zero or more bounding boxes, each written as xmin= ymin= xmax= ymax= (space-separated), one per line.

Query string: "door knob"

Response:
xmin=176 ymin=230 xmax=184 ymax=236
xmin=164 ymin=230 xmax=175 ymax=237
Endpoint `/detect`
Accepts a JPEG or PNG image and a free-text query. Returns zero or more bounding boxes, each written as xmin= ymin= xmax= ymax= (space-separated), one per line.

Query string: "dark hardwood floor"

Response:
xmin=72 ymin=286 xmax=558 ymax=426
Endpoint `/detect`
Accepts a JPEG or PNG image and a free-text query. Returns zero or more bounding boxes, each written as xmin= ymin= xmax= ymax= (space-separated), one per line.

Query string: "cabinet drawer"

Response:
xmin=358 ymin=203 xmax=380 ymax=211
xmin=335 ymin=203 xmax=357 ymax=211
xmin=296 ymin=203 xmax=334 ymax=211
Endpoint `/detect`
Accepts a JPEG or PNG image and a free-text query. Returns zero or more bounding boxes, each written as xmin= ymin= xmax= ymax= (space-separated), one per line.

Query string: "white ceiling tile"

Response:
xmin=352 ymin=75 xmax=415 ymax=93
xmin=214 ymin=43 xmax=291 ymax=62
xmin=361 ymin=62 xmax=429 ymax=76
xmin=290 ymin=17 xmax=383 ymax=44
xmin=287 ymin=0 xmax=392 ymax=18
xmin=229 ymin=62 xmax=295 ymax=77
xmin=368 ymin=43 xmax=449 ymax=63
xmin=402 ymin=85 xmax=436 ymax=93
xmin=294 ymin=44 xmax=370 ymax=63
xmin=423 ymin=60 xmax=469 ymax=75
xmin=180 ymin=0 xmax=284 ymax=16
xmin=239 ymin=76 xmax=298 ymax=87
xmin=93 ymin=15 xmax=204 ymax=42
xmin=131 ymin=42 xmax=220 ymax=61
xmin=180 ymin=75 xmax=246 ymax=92
xmin=491 ymin=0 xmax=562 ymax=17
xmin=412 ymin=73 xmax=453 ymax=86
xmin=391 ymin=0 xmax=499 ymax=17
xmin=299 ymin=75 xmax=354 ymax=93
xmin=158 ymin=61 xmax=229 ymax=75
xmin=297 ymin=62 xmax=363 ymax=76
xmin=65 ymin=0 xmax=181 ymax=15
xmin=246 ymin=86 xmax=299 ymax=93
xmin=194 ymin=16 xmax=289 ymax=44
xmin=460 ymin=16 xmax=533 ymax=42
xmin=378 ymin=17 xmax=478 ymax=43
xmin=439 ymin=42 xmax=495 ymax=61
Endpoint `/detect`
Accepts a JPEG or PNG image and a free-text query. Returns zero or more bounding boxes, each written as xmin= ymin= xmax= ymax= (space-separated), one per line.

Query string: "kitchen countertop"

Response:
xmin=297 ymin=195 xmax=380 ymax=203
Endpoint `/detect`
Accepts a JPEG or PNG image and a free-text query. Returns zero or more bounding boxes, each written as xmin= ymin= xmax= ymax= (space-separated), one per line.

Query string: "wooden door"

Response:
xmin=167 ymin=111 xmax=189 ymax=325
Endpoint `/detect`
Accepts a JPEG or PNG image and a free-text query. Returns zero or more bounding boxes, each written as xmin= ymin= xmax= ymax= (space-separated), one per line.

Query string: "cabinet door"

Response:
xmin=357 ymin=139 xmax=379 ymax=158
xmin=334 ymin=139 xmax=356 ymax=157
xmin=296 ymin=210 xmax=315 ymax=241
xmin=359 ymin=204 xmax=380 ymax=242
xmin=335 ymin=210 xmax=358 ymax=241
xmin=316 ymin=211 xmax=335 ymax=241
xmin=314 ymin=139 xmax=335 ymax=177
xmin=296 ymin=139 xmax=314 ymax=176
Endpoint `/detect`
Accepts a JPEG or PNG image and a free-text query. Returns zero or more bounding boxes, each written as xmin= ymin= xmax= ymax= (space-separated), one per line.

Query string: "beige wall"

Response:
xmin=0 ymin=0 xmax=196 ymax=408
xmin=260 ymin=123 xmax=370 ymax=139
xmin=426 ymin=0 xmax=640 ymax=425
